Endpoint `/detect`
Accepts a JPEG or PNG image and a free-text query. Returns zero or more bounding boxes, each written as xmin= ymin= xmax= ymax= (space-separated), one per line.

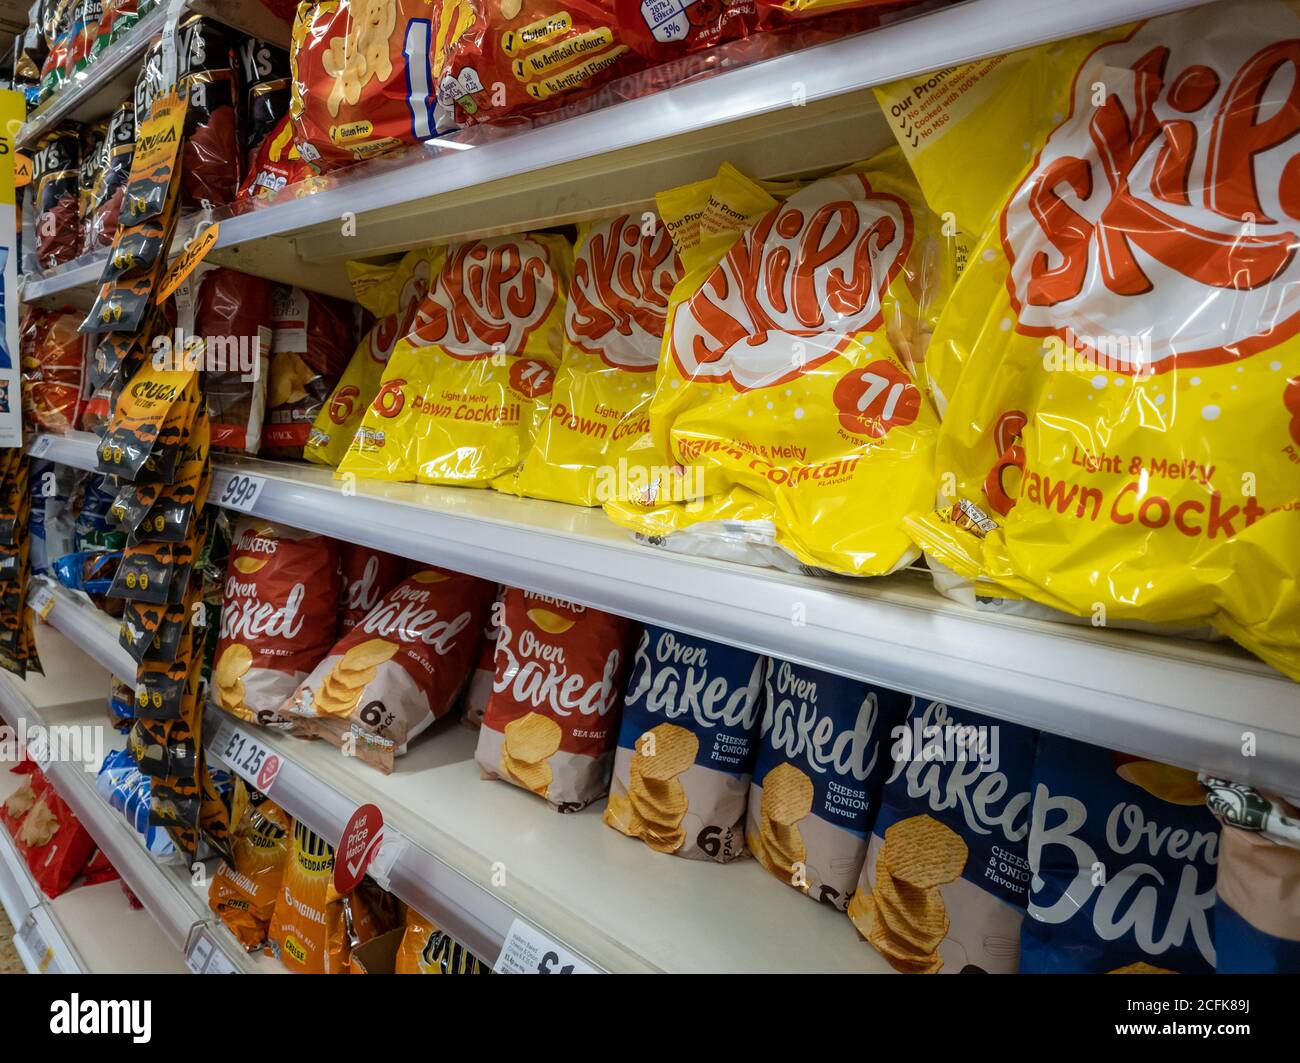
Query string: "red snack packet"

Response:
xmin=33 ymin=125 xmax=82 ymax=271
xmin=239 ymin=111 xmax=314 ymax=204
xmin=198 ymin=268 xmax=276 ymax=453
xmin=22 ymin=308 xmax=87 ymax=434
xmin=282 ymin=567 xmax=496 ymax=772
xmin=339 ymin=543 xmax=407 ymax=634
xmin=475 ymin=589 xmax=636 ymax=810
xmin=2 ymin=768 xmax=48 ymax=837
xmin=81 ymin=848 xmax=121 ymax=886
xmin=16 ymin=788 xmax=98 ymax=899
xmin=213 ymin=518 xmax=342 ymax=727
xmin=178 ymin=14 xmax=242 ymax=210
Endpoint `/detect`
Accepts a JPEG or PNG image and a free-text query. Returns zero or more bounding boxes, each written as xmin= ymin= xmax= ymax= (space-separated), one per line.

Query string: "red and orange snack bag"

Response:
xmin=475 ymin=589 xmax=636 ymax=810
xmin=339 ymin=543 xmax=407 ymax=633
xmin=282 ymin=567 xmax=495 ymax=771
xmin=213 ymin=518 xmax=342 ymax=726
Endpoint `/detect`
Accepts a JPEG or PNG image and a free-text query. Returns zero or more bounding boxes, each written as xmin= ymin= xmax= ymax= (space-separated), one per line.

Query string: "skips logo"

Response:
xmin=670 ymin=173 xmax=912 ymax=391
xmin=567 ymin=215 xmax=682 ymax=371
xmin=408 ymin=236 xmax=559 ymax=358
xmin=1002 ymin=4 xmax=1300 ymax=373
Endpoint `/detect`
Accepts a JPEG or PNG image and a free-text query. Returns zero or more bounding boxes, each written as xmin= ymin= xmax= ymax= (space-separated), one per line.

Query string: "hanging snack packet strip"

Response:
xmin=747 ymin=661 xmax=910 ymax=910
xmin=1021 ymin=734 xmax=1218 ymax=974
xmin=282 ymin=567 xmax=495 ymax=772
xmin=339 ymin=233 xmax=570 ymax=490
xmin=874 ymin=3 xmax=1300 ymax=676
xmin=516 ymin=213 xmax=683 ymax=506
xmin=604 ymin=151 xmax=949 ymax=576
xmin=604 ymin=624 xmax=765 ymax=860
xmin=305 ymin=246 xmax=442 ymax=467
xmin=475 ymin=589 xmax=636 ymax=810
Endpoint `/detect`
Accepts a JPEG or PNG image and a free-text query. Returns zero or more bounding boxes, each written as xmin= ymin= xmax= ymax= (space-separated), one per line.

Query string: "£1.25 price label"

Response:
xmin=213 ymin=471 xmax=267 ymax=513
xmin=493 ymin=918 xmax=598 ymax=975
xmin=213 ymin=720 xmax=282 ymax=793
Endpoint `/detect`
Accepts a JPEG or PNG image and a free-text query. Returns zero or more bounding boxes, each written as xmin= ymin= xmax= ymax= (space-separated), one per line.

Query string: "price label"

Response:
xmin=187 ymin=927 xmax=240 ymax=975
xmin=27 ymin=436 xmax=52 ymax=459
xmin=493 ymin=918 xmax=598 ymax=975
xmin=28 ymin=585 xmax=55 ymax=620
xmin=19 ymin=915 xmax=52 ymax=972
xmin=213 ymin=472 xmax=267 ymax=514
xmin=213 ymin=721 xmax=281 ymax=793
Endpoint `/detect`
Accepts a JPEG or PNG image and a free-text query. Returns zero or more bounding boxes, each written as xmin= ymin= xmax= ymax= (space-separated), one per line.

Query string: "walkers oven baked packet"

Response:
xmin=849 ymin=700 xmax=1038 ymax=973
xmin=604 ymin=624 xmax=765 ymax=860
xmin=1020 ymin=733 xmax=1218 ymax=974
xmin=747 ymin=661 xmax=910 ymax=909
xmin=475 ymin=589 xmax=636 ymax=810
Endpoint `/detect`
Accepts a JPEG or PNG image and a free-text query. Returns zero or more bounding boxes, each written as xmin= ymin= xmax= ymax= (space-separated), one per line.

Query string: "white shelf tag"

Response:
xmin=493 ymin=918 xmax=598 ymax=975
xmin=27 ymin=436 xmax=52 ymax=459
xmin=186 ymin=927 xmax=240 ymax=975
xmin=212 ymin=721 xmax=282 ymax=794
xmin=29 ymin=584 xmax=55 ymax=620
xmin=212 ymin=471 xmax=267 ymax=514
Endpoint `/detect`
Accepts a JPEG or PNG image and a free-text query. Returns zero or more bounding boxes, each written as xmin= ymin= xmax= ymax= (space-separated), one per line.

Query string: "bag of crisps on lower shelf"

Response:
xmin=604 ymin=150 xmax=951 ymax=577
xmin=289 ymin=0 xmax=471 ymax=167
xmin=849 ymin=700 xmax=1038 ymax=974
xmin=515 ymin=213 xmax=683 ymax=506
xmin=873 ymin=1 xmax=1300 ymax=677
xmin=603 ymin=624 xmax=766 ymax=861
xmin=339 ymin=232 xmax=570 ymax=489
xmin=281 ymin=567 xmax=495 ymax=771
xmin=212 ymin=519 xmax=342 ymax=727
xmin=396 ymin=909 xmax=492 ymax=973
xmin=1021 ymin=735 xmax=1219 ymax=974
xmin=208 ymin=785 xmax=292 ymax=951
xmin=475 ymin=589 xmax=636 ymax=809
xmin=305 ymin=246 xmax=442 ymax=468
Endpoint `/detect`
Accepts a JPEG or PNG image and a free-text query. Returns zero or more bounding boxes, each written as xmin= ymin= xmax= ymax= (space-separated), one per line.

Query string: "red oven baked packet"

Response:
xmin=213 ymin=518 xmax=342 ymax=727
xmin=280 ymin=567 xmax=495 ymax=772
xmin=198 ymin=267 xmax=275 ymax=453
xmin=475 ymin=588 xmax=636 ymax=810
xmin=339 ymin=542 xmax=407 ymax=633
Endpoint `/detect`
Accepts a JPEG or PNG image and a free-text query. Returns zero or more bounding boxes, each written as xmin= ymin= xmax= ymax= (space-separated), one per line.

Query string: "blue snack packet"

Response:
xmin=747 ymin=660 xmax=909 ymax=910
xmin=603 ymin=625 xmax=765 ymax=862
xmin=1020 ymin=733 xmax=1219 ymax=973
xmin=849 ymin=699 xmax=1038 ymax=973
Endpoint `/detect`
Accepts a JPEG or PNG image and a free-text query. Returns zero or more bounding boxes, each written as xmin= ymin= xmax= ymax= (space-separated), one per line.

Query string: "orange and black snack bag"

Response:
xmin=119 ymin=596 xmax=171 ymax=663
xmin=96 ymin=364 xmax=198 ymax=482
xmin=33 ymin=125 xmax=82 ymax=271
xmin=129 ymin=716 xmax=196 ymax=779
xmin=112 ymin=539 xmax=177 ymax=605
xmin=198 ymin=760 xmax=234 ymax=865
xmin=124 ymin=415 xmax=212 ymax=545
xmin=120 ymin=87 xmax=188 ymax=228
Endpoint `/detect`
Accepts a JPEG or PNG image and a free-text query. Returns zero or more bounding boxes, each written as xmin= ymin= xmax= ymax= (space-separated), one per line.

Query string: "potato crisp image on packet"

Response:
xmin=849 ymin=700 xmax=1038 ymax=974
xmin=603 ymin=624 xmax=765 ymax=861
xmin=747 ymin=660 xmax=910 ymax=910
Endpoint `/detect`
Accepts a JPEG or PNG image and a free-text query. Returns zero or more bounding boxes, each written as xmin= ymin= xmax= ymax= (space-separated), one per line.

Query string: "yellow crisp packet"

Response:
xmin=515 ymin=214 xmax=683 ymax=506
xmin=340 ymin=233 xmax=570 ymax=489
xmin=605 ymin=148 xmax=952 ymax=577
xmin=875 ymin=1 xmax=1300 ymax=677
xmin=304 ymin=246 xmax=443 ymax=468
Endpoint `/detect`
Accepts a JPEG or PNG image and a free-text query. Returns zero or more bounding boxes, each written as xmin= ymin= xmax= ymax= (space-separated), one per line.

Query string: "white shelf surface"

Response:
xmin=37 ymin=429 xmax=1300 ymax=799
xmin=20 ymin=0 xmax=1218 ymax=300
xmin=0 ymin=622 xmax=267 ymax=973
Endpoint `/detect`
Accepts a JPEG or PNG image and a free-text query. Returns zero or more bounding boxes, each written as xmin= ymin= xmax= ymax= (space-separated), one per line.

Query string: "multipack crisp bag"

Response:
xmin=515 ymin=213 xmax=683 ymax=506
xmin=475 ymin=590 xmax=635 ymax=810
xmin=290 ymin=0 xmax=472 ymax=167
xmin=874 ymin=2 xmax=1300 ymax=677
xmin=849 ymin=700 xmax=1038 ymax=974
xmin=305 ymin=246 xmax=442 ymax=467
xmin=1020 ymin=734 xmax=1219 ymax=974
xmin=604 ymin=150 xmax=949 ymax=576
xmin=212 ymin=519 xmax=342 ymax=727
xmin=339 ymin=543 xmax=407 ymax=633
xmin=282 ymin=567 xmax=495 ymax=771
xmin=208 ymin=788 xmax=292 ymax=951
xmin=747 ymin=660 xmax=909 ymax=910
xmin=339 ymin=233 xmax=570 ymax=489
xmin=603 ymin=624 xmax=765 ymax=860
xmin=1207 ymin=786 xmax=1300 ymax=973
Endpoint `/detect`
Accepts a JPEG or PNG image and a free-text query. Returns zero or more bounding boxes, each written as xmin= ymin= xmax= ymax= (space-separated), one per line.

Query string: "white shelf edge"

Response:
xmin=34 ymin=429 xmax=1300 ymax=800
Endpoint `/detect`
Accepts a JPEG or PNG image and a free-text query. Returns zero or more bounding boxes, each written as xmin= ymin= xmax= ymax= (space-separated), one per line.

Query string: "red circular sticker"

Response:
xmin=333 ymin=803 xmax=385 ymax=894
xmin=257 ymin=753 xmax=281 ymax=793
xmin=509 ymin=358 xmax=554 ymax=399
xmin=832 ymin=360 xmax=921 ymax=438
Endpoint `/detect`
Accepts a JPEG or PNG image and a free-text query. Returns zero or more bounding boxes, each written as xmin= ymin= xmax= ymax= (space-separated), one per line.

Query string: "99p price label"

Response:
xmin=214 ymin=472 xmax=266 ymax=513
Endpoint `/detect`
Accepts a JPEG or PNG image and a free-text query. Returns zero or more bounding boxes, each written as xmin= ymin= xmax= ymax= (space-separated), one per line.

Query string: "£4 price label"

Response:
xmin=214 ymin=472 xmax=266 ymax=513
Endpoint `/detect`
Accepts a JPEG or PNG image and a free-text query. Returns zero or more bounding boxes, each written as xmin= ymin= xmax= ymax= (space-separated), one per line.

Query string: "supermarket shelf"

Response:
xmin=206 ymin=709 xmax=887 ymax=973
xmin=35 ymin=429 xmax=1300 ymax=797
xmin=20 ymin=254 xmax=107 ymax=311
xmin=0 ymin=623 xmax=265 ymax=973
xmin=30 ymin=578 xmax=135 ymax=682
xmin=19 ymin=0 xmax=1218 ymax=300
xmin=17 ymin=1 xmax=292 ymax=152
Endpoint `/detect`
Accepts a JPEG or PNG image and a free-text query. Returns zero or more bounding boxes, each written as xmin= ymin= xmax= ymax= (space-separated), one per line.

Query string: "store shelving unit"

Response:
xmin=35 ymin=430 xmax=1300 ymax=800
xmin=0 ymin=620 xmax=272 ymax=973
xmin=20 ymin=0 xmax=1216 ymax=305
